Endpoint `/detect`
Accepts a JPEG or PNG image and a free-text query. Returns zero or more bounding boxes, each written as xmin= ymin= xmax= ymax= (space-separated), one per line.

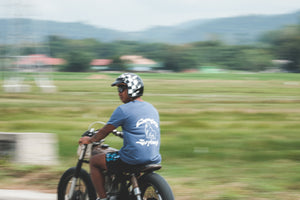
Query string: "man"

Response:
xmin=79 ymin=73 xmax=161 ymax=200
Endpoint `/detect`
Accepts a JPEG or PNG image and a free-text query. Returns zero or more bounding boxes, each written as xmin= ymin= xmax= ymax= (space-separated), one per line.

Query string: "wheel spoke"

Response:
xmin=143 ymin=185 xmax=162 ymax=200
xmin=58 ymin=168 xmax=96 ymax=200
xmin=65 ymin=177 xmax=89 ymax=200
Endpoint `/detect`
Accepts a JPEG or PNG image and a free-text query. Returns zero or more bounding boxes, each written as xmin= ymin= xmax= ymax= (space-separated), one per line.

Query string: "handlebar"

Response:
xmin=81 ymin=129 xmax=95 ymax=137
xmin=78 ymin=122 xmax=123 ymax=160
xmin=81 ymin=128 xmax=123 ymax=139
xmin=112 ymin=129 xmax=123 ymax=138
xmin=81 ymin=121 xmax=123 ymax=144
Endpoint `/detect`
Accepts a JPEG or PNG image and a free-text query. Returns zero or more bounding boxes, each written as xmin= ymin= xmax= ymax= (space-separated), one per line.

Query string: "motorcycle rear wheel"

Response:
xmin=57 ymin=167 xmax=97 ymax=200
xmin=139 ymin=173 xmax=174 ymax=200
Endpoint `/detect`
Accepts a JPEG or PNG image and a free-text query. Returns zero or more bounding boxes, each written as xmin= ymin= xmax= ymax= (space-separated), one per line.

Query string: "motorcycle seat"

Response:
xmin=140 ymin=164 xmax=162 ymax=172
xmin=121 ymin=164 xmax=162 ymax=174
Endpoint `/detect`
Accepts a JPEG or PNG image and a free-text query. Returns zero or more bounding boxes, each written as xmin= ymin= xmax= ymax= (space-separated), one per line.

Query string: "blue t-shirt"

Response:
xmin=107 ymin=100 xmax=161 ymax=165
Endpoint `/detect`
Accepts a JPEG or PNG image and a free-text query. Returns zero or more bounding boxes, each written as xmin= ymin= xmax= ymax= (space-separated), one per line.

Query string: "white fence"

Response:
xmin=0 ymin=132 xmax=58 ymax=165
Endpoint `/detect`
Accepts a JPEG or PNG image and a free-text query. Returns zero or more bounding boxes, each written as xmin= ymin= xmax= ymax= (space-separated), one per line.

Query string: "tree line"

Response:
xmin=1 ymin=23 xmax=300 ymax=73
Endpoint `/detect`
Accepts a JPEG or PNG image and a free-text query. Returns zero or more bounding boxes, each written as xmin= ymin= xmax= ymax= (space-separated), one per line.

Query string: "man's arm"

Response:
xmin=79 ymin=124 xmax=116 ymax=144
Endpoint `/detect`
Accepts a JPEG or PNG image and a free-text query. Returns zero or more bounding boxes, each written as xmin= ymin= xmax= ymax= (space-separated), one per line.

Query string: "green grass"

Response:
xmin=0 ymin=72 xmax=300 ymax=199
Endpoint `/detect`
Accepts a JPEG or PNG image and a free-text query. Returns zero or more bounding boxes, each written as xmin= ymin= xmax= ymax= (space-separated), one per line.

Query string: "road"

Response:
xmin=0 ymin=189 xmax=55 ymax=200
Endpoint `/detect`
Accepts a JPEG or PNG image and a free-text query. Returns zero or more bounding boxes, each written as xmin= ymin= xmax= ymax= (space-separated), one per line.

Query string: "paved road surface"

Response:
xmin=0 ymin=189 xmax=55 ymax=200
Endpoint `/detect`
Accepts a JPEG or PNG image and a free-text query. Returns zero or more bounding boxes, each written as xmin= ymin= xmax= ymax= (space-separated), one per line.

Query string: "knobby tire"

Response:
xmin=139 ymin=173 xmax=174 ymax=200
xmin=57 ymin=167 xmax=96 ymax=200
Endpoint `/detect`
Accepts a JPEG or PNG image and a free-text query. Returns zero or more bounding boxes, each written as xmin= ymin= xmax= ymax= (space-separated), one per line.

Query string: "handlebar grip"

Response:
xmin=82 ymin=130 xmax=96 ymax=137
xmin=112 ymin=130 xmax=124 ymax=138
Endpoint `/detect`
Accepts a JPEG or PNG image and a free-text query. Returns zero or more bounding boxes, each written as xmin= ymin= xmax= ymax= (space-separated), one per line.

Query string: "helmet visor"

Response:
xmin=111 ymin=77 xmax=125 ymax=86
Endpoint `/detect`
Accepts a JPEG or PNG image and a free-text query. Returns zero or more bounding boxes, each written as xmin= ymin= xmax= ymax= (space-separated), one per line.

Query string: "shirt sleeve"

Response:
xmin=107 ymin=106 xmax=126 ymax=128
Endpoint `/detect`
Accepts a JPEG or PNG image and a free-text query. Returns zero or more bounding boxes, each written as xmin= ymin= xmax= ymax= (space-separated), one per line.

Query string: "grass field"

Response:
xmin=0 ymin=72 xmax=300 ymax=199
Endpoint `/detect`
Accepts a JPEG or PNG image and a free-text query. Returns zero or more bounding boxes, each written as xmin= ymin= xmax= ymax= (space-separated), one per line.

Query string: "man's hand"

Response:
xmin=78 ymin=124 xmax=116 ymax=145
xmin=78 ymin=136 xmax=91 ymax=145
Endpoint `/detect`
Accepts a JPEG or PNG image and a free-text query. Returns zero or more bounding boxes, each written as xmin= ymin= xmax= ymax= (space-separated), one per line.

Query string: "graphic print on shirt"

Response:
xmin=136 ymin=118 xmax=159 ymax=146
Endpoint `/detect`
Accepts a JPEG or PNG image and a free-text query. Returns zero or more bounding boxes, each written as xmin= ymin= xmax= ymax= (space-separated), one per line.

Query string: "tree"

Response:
xmin=162 ymin=46 xmax=198 ymax=72
xmin=133 ymin=43 xmax=169 ymax=60
xmin=240 ymin=48 xmax=273 ymax=71
xmin=60 ymin=51 xmax=92 ymax=72
xmin=260 ymin=25 xmax=300 ymax=72
xmin=109 ymin=56 xmax=128 ymax=71
xmin=48 ymin=35 xmax=69 ymax=57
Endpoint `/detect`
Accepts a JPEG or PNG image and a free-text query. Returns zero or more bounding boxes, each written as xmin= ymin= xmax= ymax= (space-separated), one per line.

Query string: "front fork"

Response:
xmin=67 ymin=177 xmax=78 ymax=199
xmin=67 ymin=144 xmax=88 ymax=200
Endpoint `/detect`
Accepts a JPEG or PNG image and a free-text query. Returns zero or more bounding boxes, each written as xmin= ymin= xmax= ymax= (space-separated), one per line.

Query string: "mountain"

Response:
xmin=136 ymin=11 xmax=300 ymax=44
xmin=0 ymin=19 xmax=130 ymax=44
xmin=177 ymin=11 xmax=300 ymax=44
xmin=0 ymin=11 xmax=299 ymax=45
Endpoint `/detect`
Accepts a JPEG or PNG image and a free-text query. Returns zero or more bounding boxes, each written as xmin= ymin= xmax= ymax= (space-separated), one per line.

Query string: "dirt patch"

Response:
xmin=0 ymin=168 xmax=59 ymax=193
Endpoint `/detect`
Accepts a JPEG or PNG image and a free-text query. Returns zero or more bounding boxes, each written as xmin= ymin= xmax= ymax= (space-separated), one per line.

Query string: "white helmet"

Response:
xmin=111 ymin=73 xmax=144 ymax=98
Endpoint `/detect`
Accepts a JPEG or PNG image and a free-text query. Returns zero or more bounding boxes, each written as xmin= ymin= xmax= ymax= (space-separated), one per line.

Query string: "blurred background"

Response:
xmin=0 ymin=0 xmax=300 ymax=199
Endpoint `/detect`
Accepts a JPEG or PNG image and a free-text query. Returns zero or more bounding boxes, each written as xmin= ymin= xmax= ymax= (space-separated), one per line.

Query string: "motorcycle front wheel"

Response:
xmin=139 ymin=173 xmax=174 ymax=200
xmin=57 ymin=167 xmax=97 ymax=200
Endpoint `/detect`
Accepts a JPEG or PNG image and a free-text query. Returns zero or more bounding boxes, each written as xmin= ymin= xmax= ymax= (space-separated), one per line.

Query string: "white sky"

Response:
xmin=0 ymin=0 xmax=300 ymax=31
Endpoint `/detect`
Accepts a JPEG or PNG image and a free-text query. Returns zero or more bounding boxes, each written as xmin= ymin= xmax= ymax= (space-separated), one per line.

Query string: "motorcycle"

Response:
xmin=57 ymin=121 xmax=174 ymax=200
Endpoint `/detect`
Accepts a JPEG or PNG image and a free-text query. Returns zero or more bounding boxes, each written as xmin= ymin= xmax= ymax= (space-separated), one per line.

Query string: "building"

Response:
xmin=120 ymin=55 xmax=157 ymax=71
xmin=90 ymin=59 xmax=113 ymax=71
xmin=15 ymin=54 xmax=65 ymax=72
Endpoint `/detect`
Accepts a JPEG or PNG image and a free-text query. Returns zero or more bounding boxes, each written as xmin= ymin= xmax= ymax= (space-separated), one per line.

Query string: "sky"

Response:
xmin=1 ymin=0 xmax=300 ymax=32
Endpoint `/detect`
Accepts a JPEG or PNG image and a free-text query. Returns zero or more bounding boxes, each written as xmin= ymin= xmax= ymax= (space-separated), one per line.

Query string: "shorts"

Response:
xmin=105 ymin=152 xmax=142 ymax=174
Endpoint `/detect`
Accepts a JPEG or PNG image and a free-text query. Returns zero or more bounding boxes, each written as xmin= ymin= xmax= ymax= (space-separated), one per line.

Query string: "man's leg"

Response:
xmin=89 ymin=153 xmax=107 ymax=199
